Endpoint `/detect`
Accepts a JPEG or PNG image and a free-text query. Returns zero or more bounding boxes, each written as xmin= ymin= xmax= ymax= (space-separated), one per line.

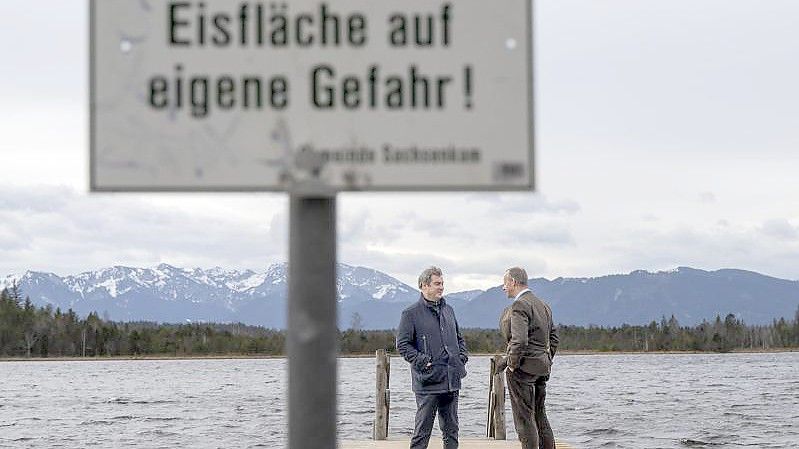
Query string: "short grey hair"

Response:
xmin=505 ymin=267 xmax=528 ymax=285
xmin=418 ymin=266 xmax=443 ymax=288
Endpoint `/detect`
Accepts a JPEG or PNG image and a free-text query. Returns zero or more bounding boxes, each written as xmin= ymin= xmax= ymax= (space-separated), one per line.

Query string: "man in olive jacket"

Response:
xmin=498 ymin=266 xmax=559 ymax=449
xmin=396 ymin=266 xmax=468 ymax=449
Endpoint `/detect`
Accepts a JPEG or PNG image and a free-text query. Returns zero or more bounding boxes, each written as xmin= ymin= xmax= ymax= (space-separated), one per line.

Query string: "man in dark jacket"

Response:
xmin=396 ymin=266 xmax=468 ymax=449
xmin=498 ymin=266 xmax=558 ymax=449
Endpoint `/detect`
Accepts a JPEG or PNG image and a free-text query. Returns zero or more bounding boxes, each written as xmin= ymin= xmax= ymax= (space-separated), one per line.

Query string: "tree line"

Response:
xmin=1 ymin=286 xmax=798 ymax=358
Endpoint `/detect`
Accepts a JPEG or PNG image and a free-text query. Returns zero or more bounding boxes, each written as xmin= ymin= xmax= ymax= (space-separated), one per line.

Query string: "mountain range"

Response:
xmin=2 ymin=264 xmax=797 ymax=329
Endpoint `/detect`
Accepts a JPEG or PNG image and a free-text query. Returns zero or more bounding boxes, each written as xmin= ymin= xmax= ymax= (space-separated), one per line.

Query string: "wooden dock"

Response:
xmin=358 ymin=352 xmax=576 ymax=449
xmin=341 ymin=438 xmax=575 ymax=448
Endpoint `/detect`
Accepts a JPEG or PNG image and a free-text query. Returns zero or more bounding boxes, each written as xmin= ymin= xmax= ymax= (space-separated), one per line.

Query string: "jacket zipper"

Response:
xmin=422 ymin=335 xmax=429 ymax=355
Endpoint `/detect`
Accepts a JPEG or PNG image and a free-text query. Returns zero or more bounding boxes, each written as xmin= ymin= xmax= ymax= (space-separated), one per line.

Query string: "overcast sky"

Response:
xmin=2 ymin=0 xmax=798 ymax=292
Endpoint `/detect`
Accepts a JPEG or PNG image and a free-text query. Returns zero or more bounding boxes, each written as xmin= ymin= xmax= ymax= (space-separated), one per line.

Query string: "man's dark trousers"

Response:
xmin=507 ymin=370 xmax=554 ymax=449
xmin=410 ymin=391 xmax=459 ymax=449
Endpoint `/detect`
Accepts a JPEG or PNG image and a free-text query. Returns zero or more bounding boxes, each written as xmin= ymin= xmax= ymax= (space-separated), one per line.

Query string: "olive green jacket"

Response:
xmin=499 ymin=290 xmax=559 ymax=375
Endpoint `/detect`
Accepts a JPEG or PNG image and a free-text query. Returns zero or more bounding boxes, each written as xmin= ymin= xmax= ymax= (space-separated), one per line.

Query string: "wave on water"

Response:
xmin=680 ymin=438 xmax=722 ymax=447
xmin=80 ymin=419 xmax=115 ymax=426
xmin=343 ymin=408 xmax=372 ymax=416
xmin=105 ymin=397 xmax=178 ymax=405
xmin=137 ymin=429 xmax=180 ymax=437
xmin=3 ymin=354 xmax=797 ymax=448
xmin=586 ymin=427 xmax=621 ymax=436
xmin=82 ymin=416 xmax=175 ymax=425
xmin=142 ymin=416 xmax=180 ymax=422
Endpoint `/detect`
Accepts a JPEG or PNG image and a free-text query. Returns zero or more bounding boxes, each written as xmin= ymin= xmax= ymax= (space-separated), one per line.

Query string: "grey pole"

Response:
xmin=288 ymin=192 xmax=337 ymax=449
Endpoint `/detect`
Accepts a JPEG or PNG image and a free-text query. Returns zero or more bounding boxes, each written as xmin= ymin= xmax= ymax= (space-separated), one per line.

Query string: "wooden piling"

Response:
xmin=356 ymin=352 xmax=574 ymax=449
xmin=374 ymin=349 xmax=390 ymax=440
xmin=486 ymin=355 xmax=507 ymax=440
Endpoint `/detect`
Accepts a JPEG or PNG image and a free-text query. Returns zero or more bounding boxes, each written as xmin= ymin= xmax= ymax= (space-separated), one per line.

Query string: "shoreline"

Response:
xmin=1 ymin=348 xmax=796 ymax=362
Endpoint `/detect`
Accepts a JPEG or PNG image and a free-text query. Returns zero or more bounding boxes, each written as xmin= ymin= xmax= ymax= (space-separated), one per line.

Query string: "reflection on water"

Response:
xmin=0 ymin=353 xmax=797 ymax=448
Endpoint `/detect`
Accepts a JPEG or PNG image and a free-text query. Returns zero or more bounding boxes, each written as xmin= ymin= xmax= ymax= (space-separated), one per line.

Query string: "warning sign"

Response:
xmin=90 ymin=0 xmax=533 ymax=191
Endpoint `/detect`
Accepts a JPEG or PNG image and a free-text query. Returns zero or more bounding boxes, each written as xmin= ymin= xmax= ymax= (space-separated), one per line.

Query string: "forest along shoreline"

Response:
xmin=3 ymin=291 xmax=798 ymax=359
xmin=1 ymin=348 xmax=797 ymax=363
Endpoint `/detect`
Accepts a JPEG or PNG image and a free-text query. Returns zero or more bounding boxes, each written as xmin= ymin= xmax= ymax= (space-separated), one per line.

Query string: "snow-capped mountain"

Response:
xmin=4 ymin=265 xmax=797 ymax=328
xmin=337 ymin=264 xmax=417 ymax=302
xmin=0 ymin=263 xmax=421 ymax=328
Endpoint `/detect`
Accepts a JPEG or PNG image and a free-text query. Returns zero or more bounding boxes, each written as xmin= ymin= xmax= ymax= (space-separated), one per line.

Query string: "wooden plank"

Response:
xmin=374 ymin=349 xmax=390 ymax=440
xmin=490 ymin=355 xmax=507 ymax=440
xmin=486 ymin=357 xmax=495 ymax=437
xmin=341 ymin=438 xmax=574 ymax=449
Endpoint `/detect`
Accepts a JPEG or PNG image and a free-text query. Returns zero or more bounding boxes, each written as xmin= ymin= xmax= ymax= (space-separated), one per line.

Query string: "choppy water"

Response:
xmin=1 ymin=352 xmax=797 ymax=448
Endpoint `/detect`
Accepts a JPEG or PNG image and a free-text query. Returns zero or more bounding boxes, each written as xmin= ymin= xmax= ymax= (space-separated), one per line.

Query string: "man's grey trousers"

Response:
xmin=507 ymin=370 xmax=555 ymax=449
xmin=410 ymin=391 xmax=459 ymax=449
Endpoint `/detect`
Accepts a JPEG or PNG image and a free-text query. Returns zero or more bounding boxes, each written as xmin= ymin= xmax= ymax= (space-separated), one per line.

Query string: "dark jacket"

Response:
xmin=396 ymin=295 xmax=468 ymax=394
xmin=500 ymin=290 xmax=559 ymax=376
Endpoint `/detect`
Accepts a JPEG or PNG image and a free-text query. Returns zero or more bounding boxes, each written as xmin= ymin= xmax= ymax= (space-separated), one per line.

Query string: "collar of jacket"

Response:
xmin=514 ymin=288 xmax=532 ymax=301
xmin=419 ymin=294 xmax=446 ymax=310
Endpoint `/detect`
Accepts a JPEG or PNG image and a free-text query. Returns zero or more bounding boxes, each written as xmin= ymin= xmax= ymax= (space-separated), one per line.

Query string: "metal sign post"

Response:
xmin=288 ymin=192 xmax=337 ymax=449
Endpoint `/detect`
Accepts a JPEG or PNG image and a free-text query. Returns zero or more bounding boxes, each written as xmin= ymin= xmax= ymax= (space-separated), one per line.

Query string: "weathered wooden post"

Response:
xmin=486 ymin=357 xmax=495 ymax=437
xmin=374 ymin=349 xmax=390 ymax=440
xmin=486 ymin=355 xmax=506 ymax=439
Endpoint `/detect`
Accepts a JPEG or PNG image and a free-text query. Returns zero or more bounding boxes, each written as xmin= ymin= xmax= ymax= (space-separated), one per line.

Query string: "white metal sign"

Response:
xmin=90 ymin=0 xmax=533 ymax=191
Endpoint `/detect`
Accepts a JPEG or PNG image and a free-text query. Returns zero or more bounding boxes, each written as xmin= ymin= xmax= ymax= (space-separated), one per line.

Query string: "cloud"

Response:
xmin=338 ymin=246 xmax=452 ymax=287
xmin=760 ymin=218 xmax=798 ymax=241
xmin=0 ymin=185 xmax=285 ymax=276
xmin=0 ymin=185 xmax=577 ymax=291
xmin=338 ymin=207 xmax=407 ymax=246
xmin=267 ymin=210 xmax=288 ymax=255
xmin=493 ymin=221 xmax=575 ymax=247
xmin=699 ymin=192 xmax=716 ymax=203
xmin=0 ymin=219 xmax=31 ymax=251
xmin=465 ymin=192 xmax=581 ymax=216
xmin=0 ymin=185 xmax=71 ymax=213
xmin=331 ymin=191 xmax=579 ymax=290
xmin=3 ymin=181 xmax=798 ymax=293
xmin=405 ymin=215 xmax=463 ymax=237
xmin=338 ymin=244 xmax=549 ymax=293
xmin=586 ymin=219 xmax=799 ymax=281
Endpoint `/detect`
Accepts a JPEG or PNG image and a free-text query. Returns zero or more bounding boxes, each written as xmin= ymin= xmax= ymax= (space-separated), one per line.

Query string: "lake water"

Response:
xmin=1 ymin=352 xmax=797 ymax=448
